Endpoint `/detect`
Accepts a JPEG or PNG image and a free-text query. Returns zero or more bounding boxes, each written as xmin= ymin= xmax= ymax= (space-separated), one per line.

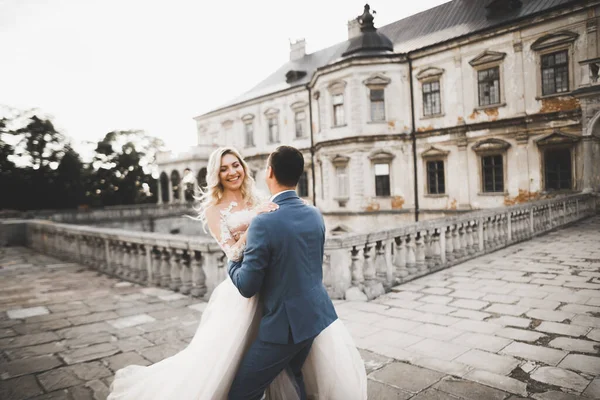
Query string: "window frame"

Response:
xmin=540 ymin=50 xmax=570 ymax=97
xmin=472 ymin=138 xmax=510 ymax=195
xmin=531 ymin=31 xmax=578 ymax=99
xmin=327 ymin=81 xmax=347 ymax=128
xmin=469 ymin=50 xmax=507 ymax=110
xmin=331 ymin=154 xmax=350 ymax=206
xmin=374 ymin=162 xmax=391 ymax=197
xmin=477 ymin=66 xmax=502 ymax=107
xmin=421 ymin=146 xmax=449 ymax=197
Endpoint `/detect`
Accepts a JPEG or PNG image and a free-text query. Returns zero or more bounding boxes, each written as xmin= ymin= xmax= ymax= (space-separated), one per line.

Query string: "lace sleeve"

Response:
xmin=218 ymin=213 xmax=246 ymax=262
xmin=208 ymin=202 xmax=246 ymax=262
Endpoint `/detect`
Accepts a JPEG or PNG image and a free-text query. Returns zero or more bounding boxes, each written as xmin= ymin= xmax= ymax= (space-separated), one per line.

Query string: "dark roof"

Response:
xmin=203 ymin=0 xmax=580 ymax=115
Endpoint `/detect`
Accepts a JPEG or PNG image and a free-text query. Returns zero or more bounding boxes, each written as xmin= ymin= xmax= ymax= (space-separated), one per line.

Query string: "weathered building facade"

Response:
xmin=157 ymin=0 xmax=600 ymax=233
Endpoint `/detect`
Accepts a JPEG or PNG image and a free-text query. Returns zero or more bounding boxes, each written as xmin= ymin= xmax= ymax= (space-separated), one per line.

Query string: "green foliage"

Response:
xmin=0 ymin=109 xmax=163 ymax=211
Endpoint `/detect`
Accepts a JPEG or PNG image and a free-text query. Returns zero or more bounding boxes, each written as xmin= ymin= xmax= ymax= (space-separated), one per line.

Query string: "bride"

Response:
xmin=108 ymin=146 xmax=367 ymax=400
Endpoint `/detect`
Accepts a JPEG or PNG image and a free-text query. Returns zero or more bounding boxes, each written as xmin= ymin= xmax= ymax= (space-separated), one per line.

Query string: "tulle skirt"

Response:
xmin=108 ymin=277 xmax=367 ymax=400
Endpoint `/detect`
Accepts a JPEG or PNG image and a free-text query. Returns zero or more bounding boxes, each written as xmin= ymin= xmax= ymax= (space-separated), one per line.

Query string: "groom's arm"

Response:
xmin=228 ymin=216 xmax=270 ymax=298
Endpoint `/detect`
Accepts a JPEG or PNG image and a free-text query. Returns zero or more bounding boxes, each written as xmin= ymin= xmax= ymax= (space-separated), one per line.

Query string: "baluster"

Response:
xmin=350 ymin=246 xmax=365 ymax=288
xmin=445 ymin=227 xmax=454 ymax=263
xmin=151 ymin=247 xmax=161 ymax=286
xmin=459 ymin=224 xmax=468 ymax=258
xmin=406 ymin=235 xmax=417 ymax=275
xmin=129 ymin=244 xmax=140 ymax=281
xmin=363 ymin=243 xmax=376 ymax=282
xmin=109 ymin=240 xmax=119 ymax=274
xmin=465 ymin=223 xmax=475 ymax=255
xmin=375 ymin=241 xmax=387 ymax=282
xmin=415 ymin=233 xmax=426 ymax=274
xmin=138 ymin=244 xmax=148 ymax=283
xmin=179 ymin=251 xmax=192 ymax=295
xmin=160 ymin=247 xmax=171 ymax=287
xmin=431 ymin=230 xmax=443 ymax=268
xmin=423 ymin=231 xmax=434 ymax=270
xmin=170 ymin=249 xmax=183 ymax=291
xmin=121 ymin=242 xmax=131 ymax=278
xmin=393 ymin=237 xmax=408 ymax=281
xmin=190 ymin=251 xmax=208 ymax=297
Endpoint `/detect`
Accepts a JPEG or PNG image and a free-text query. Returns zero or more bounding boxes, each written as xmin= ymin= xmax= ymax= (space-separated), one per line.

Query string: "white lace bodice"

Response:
xmin=218 ymin=201 xmax=257 ymax=262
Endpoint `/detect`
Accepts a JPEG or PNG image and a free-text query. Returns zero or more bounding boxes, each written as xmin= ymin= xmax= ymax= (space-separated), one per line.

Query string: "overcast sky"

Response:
xmin=0 ymin=0 xmax=450 ymax=154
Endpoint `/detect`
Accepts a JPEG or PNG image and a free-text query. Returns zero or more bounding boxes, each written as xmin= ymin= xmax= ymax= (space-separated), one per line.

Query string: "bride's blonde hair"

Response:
xmin=196 ymin=146 xmax=260 ymax=229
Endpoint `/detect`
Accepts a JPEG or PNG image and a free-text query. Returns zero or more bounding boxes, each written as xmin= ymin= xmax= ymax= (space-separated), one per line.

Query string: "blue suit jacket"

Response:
xmin=228 ymin=191 xmax=338 ymax=345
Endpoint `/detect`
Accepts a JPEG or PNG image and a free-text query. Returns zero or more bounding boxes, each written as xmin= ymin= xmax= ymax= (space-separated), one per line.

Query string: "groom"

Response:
xmin=227 ymin=145 xmax=337 ymax=400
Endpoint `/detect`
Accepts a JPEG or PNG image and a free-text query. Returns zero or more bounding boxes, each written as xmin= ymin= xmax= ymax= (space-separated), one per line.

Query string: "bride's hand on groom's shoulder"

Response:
xmin=255 ymin=202 xmax=279 ymax=215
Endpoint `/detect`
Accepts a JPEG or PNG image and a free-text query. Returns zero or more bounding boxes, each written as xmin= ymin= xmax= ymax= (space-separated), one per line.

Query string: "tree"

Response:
xmin=87 ymin=130 xmax=164 ymax=207
xmin=0 ymin=110 xmax=84 ymax=210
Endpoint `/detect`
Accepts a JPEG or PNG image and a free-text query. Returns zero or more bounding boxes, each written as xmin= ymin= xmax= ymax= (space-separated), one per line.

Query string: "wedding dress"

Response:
xmin=108 ymin=202 xmax=367 ymax=400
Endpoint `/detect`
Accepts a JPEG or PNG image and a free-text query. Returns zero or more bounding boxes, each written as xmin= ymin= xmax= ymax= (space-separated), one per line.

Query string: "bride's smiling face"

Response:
xmin=219 ymin=153 xmax=245 ymax=192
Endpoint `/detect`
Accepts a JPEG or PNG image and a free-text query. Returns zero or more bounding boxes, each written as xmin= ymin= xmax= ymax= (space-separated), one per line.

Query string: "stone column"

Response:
xmin=456 ymin=137 xmax=470 ymax=208
xmin=582 ymin=136 xmax=594 ymax=193
xmin=167 ymin=177 xmax=173 ymax=204
xmin=157 ymin=175 xmax=163 ymax=205
xmin=179 ymin=171 xmax=185 ymax=204
xmin=515 ymin=132 xmax=530 ymax=194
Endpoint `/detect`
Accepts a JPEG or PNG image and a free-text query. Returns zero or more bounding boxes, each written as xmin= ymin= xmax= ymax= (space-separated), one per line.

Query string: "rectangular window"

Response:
xmin=426 ymin=160 xmax=445 ymax=194
xmin=267 ymin=116 xmax=279 ymax=143
xmin=370 ymin=89 xmax=385 ymax=122
xmin=332 ymin=94 xmax=345 ymax=126
xmin=295 ymin=111 xmax=306 ymax=138
xmin=544 ymin=148 xmax=572 ymax=190
xmin=542 ymin=50 xmax=569 ymax=96
xmin=374 ymin=163 xmax=391 ymax=197
xmin=297 ymin=171 xmax=309 ymax=197
xmin=244 ymin=122 xmax=254 ymax=147
xmin=335 ymin=165 xmax=349 ymax=198
xmin=482 ymin=154 xmax=504 ymax=193
xmin=478 ymin=67 xmax=501 ymax=106
xmin=423 ymin=80 xmax=441 ymax=116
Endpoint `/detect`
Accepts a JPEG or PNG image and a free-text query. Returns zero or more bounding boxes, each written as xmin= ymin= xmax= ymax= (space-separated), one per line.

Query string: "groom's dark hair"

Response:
xmin=268 ymin=146 xmax=304 ymax=187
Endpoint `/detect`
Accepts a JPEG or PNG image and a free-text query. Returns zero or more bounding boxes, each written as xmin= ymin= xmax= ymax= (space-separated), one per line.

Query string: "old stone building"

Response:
xmin=156 ymin=0 xmax=600 ymax=233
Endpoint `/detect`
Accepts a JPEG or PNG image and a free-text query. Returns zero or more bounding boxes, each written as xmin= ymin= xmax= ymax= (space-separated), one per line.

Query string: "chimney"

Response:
xmin=290 ymin=39 xmax=306 ymax=61
xmin=348 ymin=18 xmax=361 ymax=40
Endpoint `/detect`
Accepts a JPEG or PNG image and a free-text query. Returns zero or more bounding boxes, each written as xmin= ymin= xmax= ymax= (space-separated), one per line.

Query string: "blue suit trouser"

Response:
xmin=228 ymin=334 xmax=315 ymax=400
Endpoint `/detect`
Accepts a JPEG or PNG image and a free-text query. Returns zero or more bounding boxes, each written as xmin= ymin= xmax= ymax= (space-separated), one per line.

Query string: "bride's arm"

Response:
xmin=206 ymin=207 xmax=247 ymax=262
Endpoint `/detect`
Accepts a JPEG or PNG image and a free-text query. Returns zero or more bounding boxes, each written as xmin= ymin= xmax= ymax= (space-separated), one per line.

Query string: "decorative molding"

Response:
xmin=534 ymin=130 xmax=581 ymax=146
xmin=197 ymin=124 xmax=208 ymax=134
xmin=516 ymin=132 xmax=529 ymax=144
xmin=290 ymin=101 xmax=308 ymax=111
xmin=363 ymin=73 xmax=392 ymax=87
xmin=327 ymin=80 xmax=347 ymax=95
xmin=421 ymin=146 xmax=450 ymax=159
xmin=331 ymin=154 xmax=350 ymax=167
xmin=513 ymin=41 xmax=523 ymax=53
xmin=241 ymin=114 xmax=255 ymax=122
xmin=472 ymin=138 xmax=511 ymax=153
xmin=531 ymin=31 xmax=579 ymax=51
xmin=416 ymin=67 xmax=444 ymax=81
xmin=221 ymin=119 xmax=234 ymax=129
xmin=313 ymin=90 xmax=321 ymax=100
xmin=469 ymin=50 xmax=507 ymax=67
xmin=263 ymin=107 xmax=280 ymax=117
xmin=368 ymin=149 xmax=395 ymax=163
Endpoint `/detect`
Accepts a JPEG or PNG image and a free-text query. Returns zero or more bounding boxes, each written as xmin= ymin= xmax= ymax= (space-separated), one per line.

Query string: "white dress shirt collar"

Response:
xmin=269 ymin=189 xmax=295 ymax=202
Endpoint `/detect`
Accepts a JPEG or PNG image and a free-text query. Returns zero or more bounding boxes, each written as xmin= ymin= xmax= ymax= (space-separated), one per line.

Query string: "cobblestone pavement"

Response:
xmin=0 ymin=217 xmax=599 ymax=399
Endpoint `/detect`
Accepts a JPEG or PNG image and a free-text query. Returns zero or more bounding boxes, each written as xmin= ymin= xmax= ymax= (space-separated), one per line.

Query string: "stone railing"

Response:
xmin=50 ymin=202 xmax=196 ymax=224
xmin=20 ymin=193 xmax=597 ymax=300
xmin=323 ymin=193 xmax=597 ymax=300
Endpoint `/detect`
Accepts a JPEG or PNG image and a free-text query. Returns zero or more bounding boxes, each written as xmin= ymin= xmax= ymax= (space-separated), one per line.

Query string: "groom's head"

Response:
xmin=266 ymin=146 xmax=304 ymax=194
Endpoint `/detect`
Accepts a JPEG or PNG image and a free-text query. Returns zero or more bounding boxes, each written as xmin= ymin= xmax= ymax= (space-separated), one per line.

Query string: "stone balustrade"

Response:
xmin=50 ymin=202 xmax=196 ymax=224
xmin=323 ymin=193 xmax=597 ymax=300
xmin=19 ymin=194 xmax=597 ymax=300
